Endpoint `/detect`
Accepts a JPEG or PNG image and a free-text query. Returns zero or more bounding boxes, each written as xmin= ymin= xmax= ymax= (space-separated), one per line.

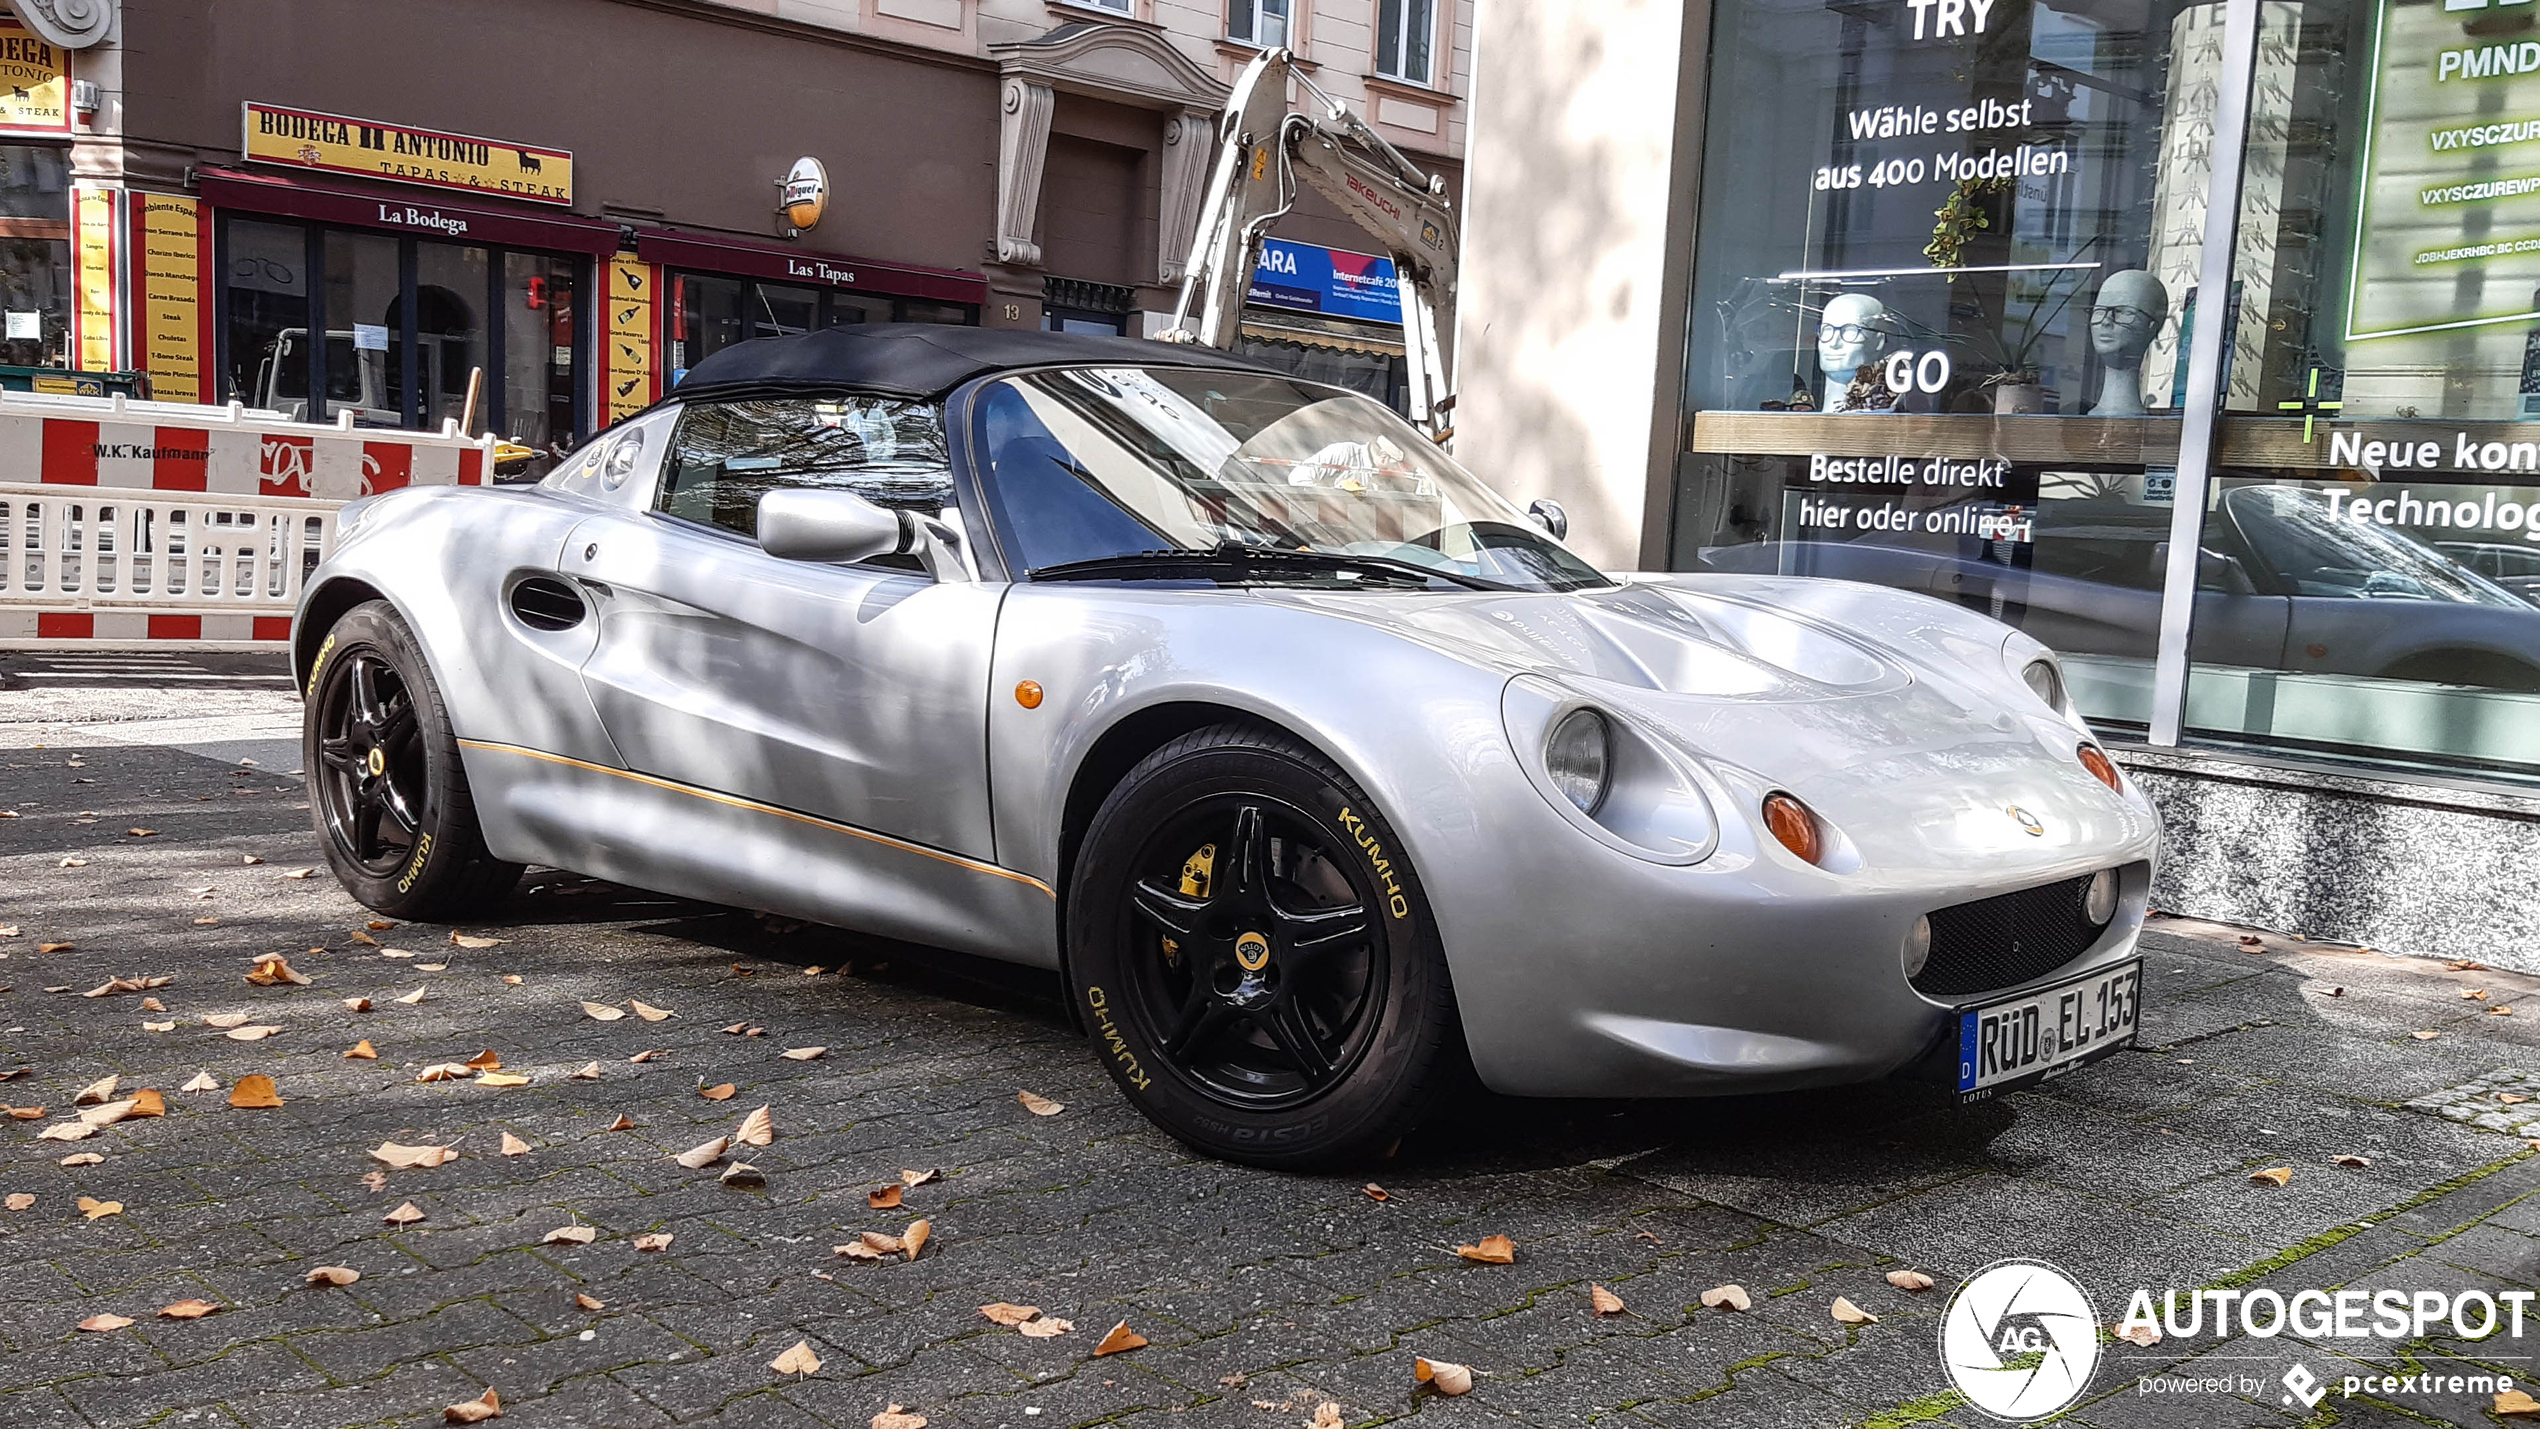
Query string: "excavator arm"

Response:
xmin=1162 ymin=48 xmax=1459 ymax=439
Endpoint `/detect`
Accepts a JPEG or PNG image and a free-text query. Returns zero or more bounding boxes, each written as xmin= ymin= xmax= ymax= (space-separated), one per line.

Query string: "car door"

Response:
xmin=569 ymin=393 xmax=1001 ymax=862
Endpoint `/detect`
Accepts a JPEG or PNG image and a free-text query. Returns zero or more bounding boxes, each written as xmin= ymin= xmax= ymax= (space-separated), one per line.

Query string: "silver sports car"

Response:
xmin=294 ymin=326 xmax=2160 ymax=1167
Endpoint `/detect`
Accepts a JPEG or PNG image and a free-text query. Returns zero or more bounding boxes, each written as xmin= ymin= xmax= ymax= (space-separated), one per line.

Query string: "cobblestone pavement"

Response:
xmin=7 ymin=674 xmax=2540 ymax=1428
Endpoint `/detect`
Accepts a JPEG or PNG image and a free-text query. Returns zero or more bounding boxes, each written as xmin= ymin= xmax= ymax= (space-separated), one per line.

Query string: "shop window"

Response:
xmin=753 ymin=282 xmax=820 ymax=342
xmin=503 ymin=252 xmax=577 ymax=463
xmin=1375 ymin=0 xmax=1432 ymax=83
xmin=1229 ymin=0 xmax=1289 ymax=48
xmin=0 ymin=146 xmax=69 ymax=369
xmin=409 ymin=242 xmax=489 ymax=433
xmin=321 ymin=230 xmax=400 ymax=425
xmin=224 ymin=220 xmax=310 ymax=409
xmin=1670 ymin=0 xmax=2198 ymax=730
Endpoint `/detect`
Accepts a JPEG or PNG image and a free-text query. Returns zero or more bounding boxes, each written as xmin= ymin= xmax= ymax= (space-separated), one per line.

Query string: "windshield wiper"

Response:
xmin=1029 ymin=542 xmax=1510 ymax=591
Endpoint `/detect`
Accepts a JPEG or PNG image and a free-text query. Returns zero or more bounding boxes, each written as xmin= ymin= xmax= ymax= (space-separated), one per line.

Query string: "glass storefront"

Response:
xmin=218 ymin=214 xmax=588 ymax=460
xmin=1672 ymin=0 xmax=2540 ymax=786
xmin=0 ymin=145 xmax=70 ymax=368
xmin=665 ymin=270 xmax=976 ymax=384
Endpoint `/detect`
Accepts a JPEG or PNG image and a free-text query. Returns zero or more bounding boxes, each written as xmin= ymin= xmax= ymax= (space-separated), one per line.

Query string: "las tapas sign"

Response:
xmin=242 ymin=102 xmax=573 ymax=207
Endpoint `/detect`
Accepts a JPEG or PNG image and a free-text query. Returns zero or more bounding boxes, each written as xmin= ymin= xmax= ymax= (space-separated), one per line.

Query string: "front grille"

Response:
xmin=1912 ymin=872 xmax=2109 ymax=998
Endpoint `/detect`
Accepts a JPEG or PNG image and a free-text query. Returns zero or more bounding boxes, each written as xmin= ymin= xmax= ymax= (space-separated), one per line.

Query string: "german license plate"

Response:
xmin=1957 ymin=961 xmax=2139 ymax=1101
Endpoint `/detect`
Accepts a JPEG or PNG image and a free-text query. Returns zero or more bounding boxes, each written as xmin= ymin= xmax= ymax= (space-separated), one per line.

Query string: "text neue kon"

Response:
xmin=2329 ymin=428 xmax=2540 ymax=473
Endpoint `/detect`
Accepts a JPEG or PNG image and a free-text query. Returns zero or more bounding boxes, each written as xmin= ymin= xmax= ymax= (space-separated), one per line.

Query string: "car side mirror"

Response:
xmin=756 ymin=488 xmax=906 ymax=565
xmin=1528 ymin=498 xmax=1569 ymax=540
xmin=2199 ymin=549 xmax=2256 ymax=595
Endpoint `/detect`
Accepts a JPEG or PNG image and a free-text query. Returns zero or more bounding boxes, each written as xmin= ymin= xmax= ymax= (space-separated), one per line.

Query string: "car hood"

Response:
xmin=1259 ymin=573 xmax=2142 ymax=870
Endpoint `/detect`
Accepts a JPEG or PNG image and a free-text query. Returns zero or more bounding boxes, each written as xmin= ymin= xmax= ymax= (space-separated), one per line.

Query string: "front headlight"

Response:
xmin=1545 ymin=708 xmax=1612 ymax=815
xmin=2021 ymin=657 xmax=2065 ymax=710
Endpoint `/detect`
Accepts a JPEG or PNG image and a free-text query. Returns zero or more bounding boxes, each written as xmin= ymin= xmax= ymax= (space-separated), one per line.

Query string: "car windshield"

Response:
xmin=974 ymin=366 xmax=1609 ymax=592
xmin=2223 ymin=486 xmax=2533 ymax=608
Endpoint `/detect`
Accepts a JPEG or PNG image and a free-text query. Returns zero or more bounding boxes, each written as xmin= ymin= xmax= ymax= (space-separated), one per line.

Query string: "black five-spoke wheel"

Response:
xmin=316 ymin=653 xmax=425 ymax=872
xmin=1067 ymin=722 xmax=1465 ymax=1167
xmin=1126 ymin=800 xmax=1384 ymax=1107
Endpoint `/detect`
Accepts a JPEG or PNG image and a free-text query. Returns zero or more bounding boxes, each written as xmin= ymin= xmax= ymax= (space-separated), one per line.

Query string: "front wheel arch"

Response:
xmin=295 ymin=576 xmax=386 ymax=693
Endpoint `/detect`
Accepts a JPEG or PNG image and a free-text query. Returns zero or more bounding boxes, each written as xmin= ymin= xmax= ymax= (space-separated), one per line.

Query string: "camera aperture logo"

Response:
xmin=1940 ymin=1260 xmax=2102 ymax=1421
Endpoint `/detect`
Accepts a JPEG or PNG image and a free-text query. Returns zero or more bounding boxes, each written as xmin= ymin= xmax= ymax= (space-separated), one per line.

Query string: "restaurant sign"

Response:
xmin=241 ymin=102 xmax=573 ymax=207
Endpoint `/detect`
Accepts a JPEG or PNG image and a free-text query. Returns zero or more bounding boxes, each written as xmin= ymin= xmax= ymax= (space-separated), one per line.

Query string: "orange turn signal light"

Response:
xmin=2077 ymin=743 xmax=2121 ymax=792
xmin=1014 ymin=680 xmax=1044 ymax=709
xmin=1762 ymin=792 xmax=1825 ymax=866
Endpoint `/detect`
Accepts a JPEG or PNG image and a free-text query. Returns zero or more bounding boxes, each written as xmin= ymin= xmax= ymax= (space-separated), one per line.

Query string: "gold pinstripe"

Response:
xmin=456 ymin=738 xmax=1055 ymax=898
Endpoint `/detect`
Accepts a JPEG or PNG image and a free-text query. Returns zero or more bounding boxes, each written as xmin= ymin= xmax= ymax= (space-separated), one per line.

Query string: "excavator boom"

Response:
xmin=1163 ymin=49 xmax=1458 ymax=438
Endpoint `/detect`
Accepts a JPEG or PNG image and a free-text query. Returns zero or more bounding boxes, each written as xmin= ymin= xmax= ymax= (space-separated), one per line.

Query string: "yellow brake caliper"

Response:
xmin=1166 ymin=843 xmax=1216 ymax=966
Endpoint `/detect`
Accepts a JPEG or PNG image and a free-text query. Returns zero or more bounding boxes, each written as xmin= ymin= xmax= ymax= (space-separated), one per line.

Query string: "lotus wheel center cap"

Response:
xmin=1234 ymin=931 xmax=1271 ymax=972
xmin=366 ymin=746 xmax=387 ymax=778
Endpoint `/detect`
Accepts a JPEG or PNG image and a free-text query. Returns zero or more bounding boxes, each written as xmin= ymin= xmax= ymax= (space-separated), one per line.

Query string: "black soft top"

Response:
xmin=667 ymin=323 xmax=1273 ymax=402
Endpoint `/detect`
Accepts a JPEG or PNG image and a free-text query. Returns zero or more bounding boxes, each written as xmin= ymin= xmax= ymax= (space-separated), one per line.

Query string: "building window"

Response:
xmin=1229 ymin=0 xmax=1289 ymax=48
xmin=0 ymin=146 xmax=69 ymax=370
xmin=666 ymin=271 xmax=977 ymax=385
xmin=1374 ymin=0 xmax=1432 ymax=83
xmin=1074 ymin=0 xmax=1133 ymax=11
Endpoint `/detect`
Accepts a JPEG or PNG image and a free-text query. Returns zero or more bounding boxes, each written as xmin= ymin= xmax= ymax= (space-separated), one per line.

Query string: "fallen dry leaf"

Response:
xmin=543 ymin=1225 xmax=596 ymax=1246
xmin=735 ymin=1104 xmax=774 ymax=1146
xmin=180 ymin=1071 xmax=217 ymax=1093
xmin=451 ymin=932 xmax=504 ymax=949
xmin=58 ymin=1152 xmax=102 ymax=1167
xmin=2114 ymin=1321 xmax=2162 ymax=1347
xmin=901 ymin=1168 xmax=940 ymax=1188
xmin=699 ymin=1083 xmax=736 ymax=1102
xmin=1415 ymin=1356 xmax=1474 ymax=1395
xmin=2250 ymin=1166 xmax=2294 ymax=1186
xmin=281 ymin=867 xmax=315 ymax=879
xmin=575 ymin=1293 xmax=604 ymax=1311
xmin=720 ymin=1162 xmax=766 ymax=1188
xmin=569 ymin=1062 xmax=601 ymax=1081
xmin=77 ymin=1313 xmax=133 ymax=1332
xmin=229 ymin=1075 xmax=283 ymax=1109
xmin=1019 ymin=1315 xmax=1072 ymax=1338
xmin=2237 ymin=934 xmax=2262 ymax=948
xmin=1831 ymin=1296 xmax=1877 ymax=1325
xmin=202 ymin=1013 xmax=250 ymax=1029
xmin=501 ymin=1132 xmax=531 ymax=1157
xmin=675 ymin=1136 xmax=729 ymax=1170
xmin=342 ymin=997 xmax=372 ymax=1012
xmin=2468 ymin=989 xmax=2492 ymax=1001
xmin=632 ymin=1232 xmax=672 ymax=1252
xmin=350 ymin=930 xmax=379 ymax=947
xmin=372 ymin=1143 xmax=459 ymax=1170
xmin=305 ymin=1266 xmax=360 ymax=1286
xmin=345 ymin=1040 xmax=378 ymax=1060
xmin=158 ymin=1299 xmax=218 ymax=1319
xmin=1310 ymin=1405 xmax=1343 ymax=1429
xmin=143 ymin=1021 xmax=176 ymax=1033
xmin=2497 ymin=1007 xmax=2519 ymax=1016
xmin=1886 ymin=1270 xmax=1936 ymax=1292
xmin=605 ymin=1114 xmax=635 ymax=1131
xmin=76 ymin=1196 xmax=121 ymax=1219
xmin=383 ymin=1202 xmax=425 ymax=1226
xmin=869 ymin=1185 xmax=903 ymax=1210
xmin=2333 ymin=1153 xmax=2373 ymax=1168
xmin=126 ymin=828 xmax=157 ymax=838
xmin=629 ymin=1050 xmax=660 ymax=1063
xmin=37 ymin=941 xmax=75 ymax=953
xmin=141 ymin=998 xmax=165 ymax=1012
xmin=38 ymin=1122 xmax=98 ymax=1141
xmin=477 ymin=1072 xmax=530 ymax=1088
xmin=443 ymin=1388 xmax=502 ymax=1424
xmin=1590 ymin=1284 xmax=1626 ymax=1315
xmin=2413 ymin=1030 xmax=2442 ymax=1040
xmin=780 ymin=1046 xmax=825 ymax=1061
xmin=2 ymin=1105 xmax=41 ymax=1120
xmin=1455 ymin=1234 xmax=1517 ymax=1265
xmin=1017 ymin=1090 xmax=1064 ymax=1116
xmin=903 ymin=1219 xmax=931 ymax=1261
xmin=836 ymin=1241 xmax=886 ymax=1261
xmin=1701 ymin=1284 xmax=1752 ymax=1312
xmin=392 ymin=986 xmax=428 ymax=1006
xmin=871 ymin=1406 xmax=927 ymax=1429
xmin=361 ymin=1171 xmax=387 ymax=1192
xmin=631 ymin=1000 xmax=674 ymax=1022
xmin=3 ymin=1193 xmax=29 ymax=1210
xmin=415 ymin=1063 xmax=474 ymax=1083
xmin=1364 ymin=1184 xmax=1390 ymax=1202
xmin=980 ymin=1302 xmax=1041 ymax=1326
xmin=2500 ymin=1389 xmax=2540 ymax=1416
xmin=722 ymin=1022 xmax=749 ymax=1035
xmin=501 ymin=975 xmax=522 ymax=986
xmin=244 ymin=954 xmax=311 ymax=987
xmin=78 ymin=1098 xmax=138 ymax=1127
xmin=464 ymin=1050 xmax=503 ymax=1071
xmin=1094 ymin=1320 xmax=1147 ymax=1355
xmin=225 ymin=1025 xmax=283 ymax=1042
xmin=767 ymin=1338 xmax=822 ymax=1376
xmin=2451 ymin=959 xmax=2491 ymax=972
xmin=73 ymin=1075 xmax=118 ymax=1105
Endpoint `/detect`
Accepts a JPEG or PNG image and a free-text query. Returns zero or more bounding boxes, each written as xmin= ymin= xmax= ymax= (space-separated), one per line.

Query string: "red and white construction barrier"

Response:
xmin=0 ymin=393 xmax=493 ymax=649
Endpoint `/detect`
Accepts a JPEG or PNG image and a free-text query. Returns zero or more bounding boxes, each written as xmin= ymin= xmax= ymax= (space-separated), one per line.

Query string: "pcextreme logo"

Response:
xmin=1939 ymin=1260 xmax=2101 ymax=1421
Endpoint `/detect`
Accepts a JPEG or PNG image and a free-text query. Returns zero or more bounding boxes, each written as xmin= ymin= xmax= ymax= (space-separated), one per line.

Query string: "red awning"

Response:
xmin=195 ymin=168 xmax=624 ymax=256
xmin=636 ymin=229 xmax=987 ymax=307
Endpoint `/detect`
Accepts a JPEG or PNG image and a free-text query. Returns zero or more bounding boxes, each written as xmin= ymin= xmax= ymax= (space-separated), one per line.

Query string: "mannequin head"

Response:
xmin=1817 ymin=293 xmax=1890 ymax=381
xmin=2089 ymin=270 xmax=2167 ymax=371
